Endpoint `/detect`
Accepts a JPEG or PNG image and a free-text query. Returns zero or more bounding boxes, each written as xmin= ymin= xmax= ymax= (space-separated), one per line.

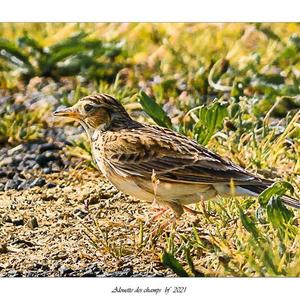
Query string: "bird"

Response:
xmin=53 ymin=93 xmax=300 ymax=218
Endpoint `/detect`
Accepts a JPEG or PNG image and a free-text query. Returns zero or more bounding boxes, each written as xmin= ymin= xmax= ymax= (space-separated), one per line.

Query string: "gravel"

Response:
xmin=0 ymin=129 xmax=79 ymax=191
xmin=0 ymin=99 xmax=171 ymax=278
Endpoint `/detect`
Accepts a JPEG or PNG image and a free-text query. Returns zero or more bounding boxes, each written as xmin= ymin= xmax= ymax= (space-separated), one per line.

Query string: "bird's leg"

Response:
xmin=150 ymin=215 xmax=177 ymax=238
xmin=146 ymin=199 xmax=169 ymax=224
xmin=148 ymin=201 xmax=182 ymax=236
xmin=182 ymin=205 xmax=201 ymax=216
xmin=148 ymin=207 xmax=169 ymax=223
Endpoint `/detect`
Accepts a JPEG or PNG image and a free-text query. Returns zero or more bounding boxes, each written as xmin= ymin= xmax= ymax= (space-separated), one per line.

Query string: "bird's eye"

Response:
xmin=84 ymin=104 xmax=94 ymax=112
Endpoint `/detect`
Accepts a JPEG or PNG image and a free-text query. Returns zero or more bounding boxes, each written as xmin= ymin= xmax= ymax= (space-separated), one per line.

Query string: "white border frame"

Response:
xmin=1 ymin=0 xmax=300 ymax=299
xmin=0 ymin=0 xmax=300 ymax=22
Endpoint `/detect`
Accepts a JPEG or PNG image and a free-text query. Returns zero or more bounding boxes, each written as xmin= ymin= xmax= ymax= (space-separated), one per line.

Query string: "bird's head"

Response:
xmin=54 ymin=94 xmax=135 ymax=138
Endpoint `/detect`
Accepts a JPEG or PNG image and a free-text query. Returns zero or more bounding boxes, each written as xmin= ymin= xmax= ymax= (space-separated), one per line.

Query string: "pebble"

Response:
xmin=7 ymin=171 xmax=15 ymax=179
xmin=30 ymin=177 xmax=46 ymax=188
xmin=0 ymin=157 xmax=13 ymax=167
xmin=0 ymin=171 xmax=7 ymax=178
xmin=5 ymin=180 xmax=20 ymax=191
xmin=17 ymin=180 xmax=32 ymax=190
xmin=36 ymin=152 xmax=57 ymax=166
xmin=6 ymin=270 xmax=23 ymax=277
xmin=46 ymin=182 xmax=56 ymax=188
xmin=0 ymin=138 xmax=70 ymax=193
xmin=59 ymin=266 xmax=74 ymax=277
xmin=27 ymin=217 xmax=38 ymax=229
xmin=39 ymin=143 xmax=61 ymax=153
xmin=2 ymin=215 xmax=12 ymax=223
xmin=43 ymin=167 xmax=52 ymax=174
xmin=33 ymin=263 xmax=49 ymax=271
xmin=12 ymin=218 xmax=24 ymax=226
xmin=0 ymin=243 xmax=8 ymax=254
xmin=81 ymin=270 xmax=97 ymax=277
xmin=73 ymin=208 xmax=88 ymax=219
xmin=103 ymin=267 xmax=133 ymax=277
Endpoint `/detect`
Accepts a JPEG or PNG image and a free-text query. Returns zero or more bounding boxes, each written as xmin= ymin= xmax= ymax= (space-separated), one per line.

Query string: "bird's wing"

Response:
xmin=102 ymin=125 xmax=263 ymax=185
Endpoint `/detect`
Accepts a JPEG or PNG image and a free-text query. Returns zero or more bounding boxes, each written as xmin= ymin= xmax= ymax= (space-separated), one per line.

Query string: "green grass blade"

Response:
xmin=161 ymin=251 xmax=189 ymax=277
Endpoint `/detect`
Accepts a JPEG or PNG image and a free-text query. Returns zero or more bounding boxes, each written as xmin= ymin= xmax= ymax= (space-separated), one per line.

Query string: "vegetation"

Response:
xmin=0 ymin=23 xmax=300 ymax=276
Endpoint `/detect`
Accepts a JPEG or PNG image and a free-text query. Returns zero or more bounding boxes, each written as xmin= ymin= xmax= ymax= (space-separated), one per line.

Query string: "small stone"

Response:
xmin=43 ymin=167 xmax=52 ymax=174
xmin=7 ymin=144 xmax=24 ymax=155
xmin=12 ymin=239 xmax=34 ymax=247
xmin=12 ymin=173 xmax=21 ymax=182
xmin=7 ymin=171 xmax=14 ymax=179
xmin=7 ymin=270 xmax=22 ymax=277
xmin=30 ymin=177 xmax=46 ymax=188
xmin=107 ymin=267 xmax=133 ymax=277
xmin=46 ymin=182 xmax=56 ymax=188
xmin=13 ymin=154 xmax=23 ymax=164
xmin=73 ymin=208 xmax=88 ymax=219
xmin=4 ymin=180 xmax=19 ymax=191
xmin=36 ymin=152 xmax=57 ymax=166
xmin=0 ymin=170 xmax=7 ymax=178
xmin=17 ymin=180 xmax=32 ymax=190
xmin=0 ymin=157 xmax=13 ymax=167
xmin=0 ymin=183 xmax=4 ymax=191
xmin=81 ymin=270 xmax=97 ymax=277
xmin=50 ymin=163 xmax=61 ymax=172
xmin=27 ymin=217 xmax=38 ymax=229
xmin=33 ymin=263 xmax=49 ymax=271
xmin=0 ymin=243 xmax=8 ymax=254
xmin=59 ymin=266 xmax=73 ymax=277
xmin=2 ymin=215 xmax=12 ymax=223
xmin=24 ymin=160 xmax=37 ymax=169
xmin=35 ymin=154 xmax=49 ymax=166
xmin=12 ymin=218 xmax=24 ymax=226
xmin=88 ymin=263 xmax=102 ymax=275
xmin=39 ymin=143 xmax=61 ymax=153
xmin=23 ymin=153 xmax=35 ymax=160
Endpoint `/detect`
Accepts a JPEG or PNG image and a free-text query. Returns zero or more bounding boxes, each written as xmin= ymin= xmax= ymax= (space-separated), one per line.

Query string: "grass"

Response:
xmin=0 ymin=103 xmax=48 ymax=145
xmin=0 ymin=23 xmax=300 ymax=276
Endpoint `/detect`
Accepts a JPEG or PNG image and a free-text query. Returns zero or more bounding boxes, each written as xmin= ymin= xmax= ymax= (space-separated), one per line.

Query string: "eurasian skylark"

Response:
xmin=54 ymin=93 xmax=300 ymax=217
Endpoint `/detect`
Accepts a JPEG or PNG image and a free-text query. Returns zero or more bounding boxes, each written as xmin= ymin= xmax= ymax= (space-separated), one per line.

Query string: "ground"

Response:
xmin=0 ymin=168 xmax=175 ymax=277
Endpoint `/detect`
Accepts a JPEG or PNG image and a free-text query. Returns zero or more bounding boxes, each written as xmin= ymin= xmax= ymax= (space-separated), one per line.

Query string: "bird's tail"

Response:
xmin=242 ymin=184 xmax=300 ymax=209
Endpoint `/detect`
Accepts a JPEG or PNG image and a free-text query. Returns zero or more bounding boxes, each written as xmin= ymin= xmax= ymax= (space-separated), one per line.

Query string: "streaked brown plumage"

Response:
xmin=54 ymin=93 xmax=300 ymax=217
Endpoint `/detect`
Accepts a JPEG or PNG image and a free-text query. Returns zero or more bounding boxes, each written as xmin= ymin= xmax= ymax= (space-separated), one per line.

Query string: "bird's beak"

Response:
xmin=53 ymin=107 xmax=81 ymax=119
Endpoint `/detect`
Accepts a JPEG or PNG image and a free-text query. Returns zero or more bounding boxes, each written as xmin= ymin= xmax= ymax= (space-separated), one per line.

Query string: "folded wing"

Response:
xmin=103 ymin=125 xmax=267 ymax=186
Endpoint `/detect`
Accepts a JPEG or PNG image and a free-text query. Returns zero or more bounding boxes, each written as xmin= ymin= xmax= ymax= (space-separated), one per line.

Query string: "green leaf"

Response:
xmin=138 ymin=91 xmax=172 ymax=129
xmin=193 ymin=101 xmax=228 ymax=145
xmin=185 ymin=248 xmax=196 ymax=276
xmin=258 ymin=181 xmax=294 ymax=207
xmin=48 ymin=31 xmax=88 ymax=53
xmin=238 ymin=208 xmax=259 ymax=240
xmin=266 ymin=196 xmax=294 ymax=231
xmin=161 ymin=251 xmax=189 ymax=277
xmin=258 ymin=181 xmax=296 ymax=236
xmin=0 ymin=38 xmax=33 ymax=70
xmin=289 ymin=34 xmax=300 ymax=50
xmin=18 ymin=35 xmax=44 ymax=53
xmin=256 ymin=25 xmax=281 ymax=42
xmin=44 ymin=45 xmax=87 ymax=68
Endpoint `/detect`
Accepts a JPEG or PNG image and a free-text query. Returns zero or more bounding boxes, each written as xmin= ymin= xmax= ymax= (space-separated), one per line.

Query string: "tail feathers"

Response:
xmin=241 ymin=184 xmax=300 ymax=210
xmin=281 ymin=195 xmax=300 ymax=209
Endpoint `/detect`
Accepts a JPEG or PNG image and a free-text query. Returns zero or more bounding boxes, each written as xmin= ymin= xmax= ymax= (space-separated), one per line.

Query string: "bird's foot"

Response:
xmin=149 ymin=215 xmax=177 ymax=237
